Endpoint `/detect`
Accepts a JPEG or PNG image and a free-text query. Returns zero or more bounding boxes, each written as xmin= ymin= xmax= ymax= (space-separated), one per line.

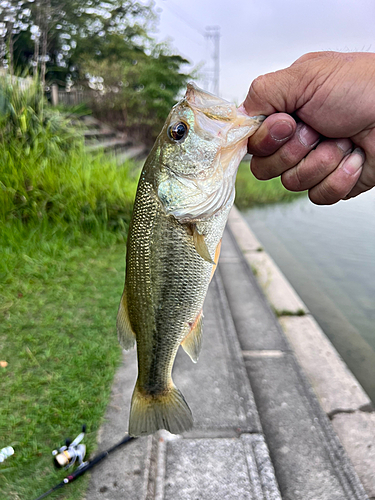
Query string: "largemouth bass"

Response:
xmin=117 ymin=83 xmax=264 ymax=437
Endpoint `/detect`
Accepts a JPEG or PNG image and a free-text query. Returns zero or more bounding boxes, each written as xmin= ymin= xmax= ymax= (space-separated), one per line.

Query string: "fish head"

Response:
xmin=154 ymin=83 xmax=264 ymax=222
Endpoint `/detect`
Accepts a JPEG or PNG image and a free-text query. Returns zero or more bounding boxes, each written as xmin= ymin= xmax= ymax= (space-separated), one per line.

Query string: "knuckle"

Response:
xmin=281 ymin=175 xmax=295 ymax=191
xmin=294 ymin=165 xmax=306 ymax=190
xmin=249 ymin=75 xmax=268 ymax=100
xmin=278 ymin=147 xmax=297 ymax=168
xmin=309 ymin=181 xmax=343 ymax=205
xmin=250 ymin=158 xmax=273 ymax=180
xmin=319 ymin=149 xmax=337 ymax=168
xmin=282 ymin=166 xmax=304 ymax=191
xmin=313 ymin=154 xmax=336 ymax=179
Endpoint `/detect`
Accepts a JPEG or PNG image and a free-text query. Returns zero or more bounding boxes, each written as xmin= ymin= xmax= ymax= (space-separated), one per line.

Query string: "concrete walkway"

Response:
xmin=86 ymin=208 xmax=371 ymax=500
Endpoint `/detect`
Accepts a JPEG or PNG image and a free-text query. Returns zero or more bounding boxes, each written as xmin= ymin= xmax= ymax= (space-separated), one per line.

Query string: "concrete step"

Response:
xmin=86 ymin=260 xmax=281 ymax=500
xmin=86 ymin=222 xmax=368 ymax=500
xmin=219 ymin=228 xmax=368 ymax=500
xmin=72 ymin=114 xmax=147 ymax=162
xmin=115 ymin=145 xmax=149 ymax=164
xmin=85 ymin=136 xmax=134 ymax=154
xmin=74 ymin=115 xmax=107 ymax=129
xmin=83 ymin=129 xmax=117 ymax=141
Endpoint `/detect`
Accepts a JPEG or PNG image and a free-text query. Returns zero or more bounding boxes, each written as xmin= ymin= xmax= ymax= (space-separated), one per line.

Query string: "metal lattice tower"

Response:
xmin=205 ymin=26 xmax=220 ymax=96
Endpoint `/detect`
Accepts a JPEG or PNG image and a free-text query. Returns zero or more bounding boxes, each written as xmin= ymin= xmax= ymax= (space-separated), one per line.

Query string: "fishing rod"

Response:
xmin=33 ymin=433 xmax=136 ymax=500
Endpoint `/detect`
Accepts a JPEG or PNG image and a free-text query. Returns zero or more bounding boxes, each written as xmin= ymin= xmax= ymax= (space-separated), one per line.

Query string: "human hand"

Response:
xmin=242 ymin=51 xmax=375 ymax=204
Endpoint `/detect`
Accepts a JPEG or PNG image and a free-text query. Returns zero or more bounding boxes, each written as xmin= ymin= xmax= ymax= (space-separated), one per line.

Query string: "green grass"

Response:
xmin=0 ymin=148 xmax=138 ymax=498
xmin=235 ymin=161 xmax=305 ymax=209
xmin=0 ymin=240 xmax=128 ymax=500
xmin=0 ymin=141 xmax=140 ymax=281
xmin=0 ymin=77 xmax=141 ymax=499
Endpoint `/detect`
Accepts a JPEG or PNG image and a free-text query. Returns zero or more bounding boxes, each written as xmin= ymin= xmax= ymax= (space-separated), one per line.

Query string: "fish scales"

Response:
xmin=117 ymin=83 xmax=264 ymax=436
xmin=126 ymin=165 xmax=224 ymax=384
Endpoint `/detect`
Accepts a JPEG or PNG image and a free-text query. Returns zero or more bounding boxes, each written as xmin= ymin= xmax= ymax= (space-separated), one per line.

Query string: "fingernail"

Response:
xmin=341 ymin=148 xmax=365 ymax=175
xmin=336 ymin=138 xmax=352 ymax=155
xmin=269 ymin=121 xmax=294 ymax=141
xmin=298 ymin=123 xmax=320 ymax=147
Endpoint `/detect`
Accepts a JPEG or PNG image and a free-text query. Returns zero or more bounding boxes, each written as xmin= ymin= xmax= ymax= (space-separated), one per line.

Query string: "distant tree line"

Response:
xmin=0 ymin=0 xmax=192 ymax=141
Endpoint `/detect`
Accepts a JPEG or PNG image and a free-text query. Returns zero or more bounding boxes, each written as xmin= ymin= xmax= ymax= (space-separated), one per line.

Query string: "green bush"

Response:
xmin=81 ymin=43 xmax=191 ymax=144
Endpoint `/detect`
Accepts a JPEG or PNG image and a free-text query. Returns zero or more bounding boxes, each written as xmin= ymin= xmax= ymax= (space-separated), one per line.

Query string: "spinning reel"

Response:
xmin=33 ymin=423 xmax=135 ymax=500
xmin=52 ymin=425 xmax=87 ymax=469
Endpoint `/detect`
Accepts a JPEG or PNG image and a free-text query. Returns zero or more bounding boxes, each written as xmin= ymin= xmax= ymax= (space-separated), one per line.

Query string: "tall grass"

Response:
xmin=0 ymin=76 xmax=139 ymax=285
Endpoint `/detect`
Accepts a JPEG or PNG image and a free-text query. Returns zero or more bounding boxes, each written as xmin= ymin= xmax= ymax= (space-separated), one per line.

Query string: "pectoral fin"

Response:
xmin=193 ymin=228 xmax=215 ymax=264
xmin=116 ymin=292 xmax=136 ymax=350
xmin=181 ymin=310 xmax=203 ymax=363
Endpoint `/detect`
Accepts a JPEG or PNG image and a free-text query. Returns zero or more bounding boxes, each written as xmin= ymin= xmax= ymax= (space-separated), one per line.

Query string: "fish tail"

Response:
xmin=128 ymin=382 xmax=193 ymax=437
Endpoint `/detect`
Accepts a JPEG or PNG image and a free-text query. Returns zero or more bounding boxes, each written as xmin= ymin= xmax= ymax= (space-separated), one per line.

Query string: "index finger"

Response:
xmin=247 ymin=113 xmax=297 ymax=157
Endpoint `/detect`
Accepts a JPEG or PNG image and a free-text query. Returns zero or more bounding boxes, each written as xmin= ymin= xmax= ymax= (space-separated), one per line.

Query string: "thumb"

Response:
xmin=243 ymin=69 xmax=303 ymax=116
xmin=242 ymin=53 xmax=327 ymax=116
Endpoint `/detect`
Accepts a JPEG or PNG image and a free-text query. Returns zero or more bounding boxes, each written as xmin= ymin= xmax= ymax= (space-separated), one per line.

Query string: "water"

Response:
xmin=241 ymin=191 xmax=375 ymax=403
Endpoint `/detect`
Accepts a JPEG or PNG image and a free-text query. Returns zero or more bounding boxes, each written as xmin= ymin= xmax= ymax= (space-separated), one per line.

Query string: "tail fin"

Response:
xmin=128 ymin=382 xmax=193 ymax=437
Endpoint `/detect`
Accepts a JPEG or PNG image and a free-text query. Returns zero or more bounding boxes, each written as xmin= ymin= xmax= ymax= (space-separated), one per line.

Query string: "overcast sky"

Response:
xmin=152 ymin=0 xmax=375 ymax=104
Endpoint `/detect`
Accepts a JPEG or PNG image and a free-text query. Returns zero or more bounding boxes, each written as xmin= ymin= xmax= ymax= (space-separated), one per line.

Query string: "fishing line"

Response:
xmin=33 ymin=434 xmax=136 ymax=500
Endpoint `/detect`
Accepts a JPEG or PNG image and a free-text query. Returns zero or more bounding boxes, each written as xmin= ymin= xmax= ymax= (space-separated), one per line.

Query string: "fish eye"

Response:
xmin=168 ymin=121 xmax=189 ymax=142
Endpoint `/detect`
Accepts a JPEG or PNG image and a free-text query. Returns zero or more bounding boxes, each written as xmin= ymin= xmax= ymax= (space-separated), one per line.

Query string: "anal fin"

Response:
xmin=181 ymin=310 xmax=203 ymax=363
xmin=193 ymin=228 xmax=215 ymax=264
xmin=116 ymin=292 xmax=136 ymax=350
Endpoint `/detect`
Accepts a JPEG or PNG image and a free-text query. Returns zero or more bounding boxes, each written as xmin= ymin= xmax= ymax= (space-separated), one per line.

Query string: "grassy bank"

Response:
xmin=1 ymin=150 xmax=138 ymax=285
xmin=0 ymin=241 xmax=129 ymax=500
xmin=235 ymin=161 xmax=305 ymax=209
xmin=0 ymin=153 xmax=138 ymax=498
xmin=1 ymin=155 xmax=137 ymax=498
xmin=0 ymin=77 xmax=140 ymax=498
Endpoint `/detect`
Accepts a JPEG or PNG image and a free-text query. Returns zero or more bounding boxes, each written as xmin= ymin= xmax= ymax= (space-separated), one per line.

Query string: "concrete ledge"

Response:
xmin=331 ymin=412 xmax=375 ymax=497
xmin=228 ymin=205 xmax=375 ymax=498
xmin=278 ymin=315 xmax=371 ymax=414
xmin=228 ymin=207 xmax=308 ymax=315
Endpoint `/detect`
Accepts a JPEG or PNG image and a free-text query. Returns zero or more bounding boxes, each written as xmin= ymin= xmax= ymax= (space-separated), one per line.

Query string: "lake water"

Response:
xmin=241 ymin=190 xmax=375 ymax=403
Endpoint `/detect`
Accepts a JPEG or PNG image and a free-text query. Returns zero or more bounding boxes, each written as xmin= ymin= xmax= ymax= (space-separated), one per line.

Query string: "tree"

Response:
xmin=0 ymin=0 xmax=31 ymax=75
xmin=0 ymin=0 xmax=193 ymax=143
xmin=82 ymin=41 xmax=191 ymax=143
xmin=0 ymin=0 xmax=155 ymax=83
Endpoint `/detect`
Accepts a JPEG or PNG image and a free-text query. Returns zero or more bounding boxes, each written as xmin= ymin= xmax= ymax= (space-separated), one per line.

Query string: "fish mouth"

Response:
xmin=161 ymin=147 xmax=222 ymax=181
xmin=164 ymin=164 xmax=210 ymax=181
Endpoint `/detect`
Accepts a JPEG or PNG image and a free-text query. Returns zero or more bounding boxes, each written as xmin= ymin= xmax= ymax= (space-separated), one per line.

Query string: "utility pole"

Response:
xmin=204 ymin=26 xmax=220 ymax=96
